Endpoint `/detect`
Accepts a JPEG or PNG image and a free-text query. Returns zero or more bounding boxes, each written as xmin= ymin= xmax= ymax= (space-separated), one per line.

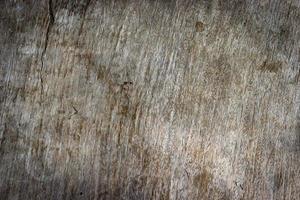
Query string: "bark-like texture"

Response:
xmin=0 ymin=0 xmax=300 ymax=199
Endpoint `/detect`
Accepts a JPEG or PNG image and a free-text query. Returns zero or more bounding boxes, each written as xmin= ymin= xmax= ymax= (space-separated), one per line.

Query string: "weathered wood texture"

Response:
xmin=0 ymin=0 xmax=300 ymax=199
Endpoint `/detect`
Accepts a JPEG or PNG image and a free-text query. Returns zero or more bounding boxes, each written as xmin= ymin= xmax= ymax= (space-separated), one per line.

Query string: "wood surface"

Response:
xmin=0 ymin=0 xmax=300 ymax=199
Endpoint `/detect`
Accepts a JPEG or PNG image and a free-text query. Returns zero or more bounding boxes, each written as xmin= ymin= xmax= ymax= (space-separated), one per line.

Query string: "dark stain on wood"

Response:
xmin=193 ymin=169 xmax=213 ymax=193
xmin=258 ymin=60 xmax=282 ymax=73
xmin=273 ymin=170 xmax=283 ymax=190
xmin=195 ymin=21 xmax=205 ymax=32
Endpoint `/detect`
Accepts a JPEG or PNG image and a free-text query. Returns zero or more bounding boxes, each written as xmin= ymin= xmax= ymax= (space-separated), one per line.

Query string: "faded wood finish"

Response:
xmin=0 ymin=0 xmax=300 ymax=199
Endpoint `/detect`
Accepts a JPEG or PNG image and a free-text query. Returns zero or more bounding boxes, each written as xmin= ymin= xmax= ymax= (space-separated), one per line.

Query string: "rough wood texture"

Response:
xmin=0 ymin=0 xmax=300 ymax=199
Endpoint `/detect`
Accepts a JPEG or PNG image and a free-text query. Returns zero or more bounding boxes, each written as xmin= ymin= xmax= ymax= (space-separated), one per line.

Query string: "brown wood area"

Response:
xmin=0 ymin=0 xmax=299 ymax=199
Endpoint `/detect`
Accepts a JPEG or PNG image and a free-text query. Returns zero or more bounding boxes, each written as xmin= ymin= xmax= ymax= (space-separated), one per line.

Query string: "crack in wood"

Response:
xmin=40 ymin=0 xmax=55 ymax=98
xmin=77 ymin=0 xmax=92 ymax=38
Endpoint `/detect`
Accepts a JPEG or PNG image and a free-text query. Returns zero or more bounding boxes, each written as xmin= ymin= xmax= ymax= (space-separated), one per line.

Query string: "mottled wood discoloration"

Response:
xmin=0 ymin=0 xmax=300 ymax=199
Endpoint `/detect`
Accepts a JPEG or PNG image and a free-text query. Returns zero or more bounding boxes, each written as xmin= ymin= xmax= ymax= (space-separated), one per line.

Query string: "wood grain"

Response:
xmin=0 ymin=0 xmax=299 ymax=199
